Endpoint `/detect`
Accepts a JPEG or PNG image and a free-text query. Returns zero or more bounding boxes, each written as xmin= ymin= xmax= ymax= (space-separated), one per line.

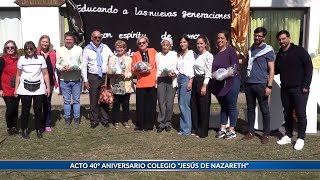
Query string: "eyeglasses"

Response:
xmin=25 ymin=47 xmax=34 ymax=51
xmin=94 ymin=36 xmax=102 ymax=40
xmin=138 ymin=41 xmax=147 ymax=45
xmin=6 ymin=46 xmax=15 ymax=50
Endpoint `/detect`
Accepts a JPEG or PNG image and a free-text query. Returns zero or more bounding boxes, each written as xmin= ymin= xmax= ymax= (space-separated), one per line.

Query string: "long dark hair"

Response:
xmin=24 ymin=41 xmax=38 ymax=59
xmin=2 ymin=40 xmax=19 ymax=58
xmin=177 ymin=34 xmax=192 ymax=55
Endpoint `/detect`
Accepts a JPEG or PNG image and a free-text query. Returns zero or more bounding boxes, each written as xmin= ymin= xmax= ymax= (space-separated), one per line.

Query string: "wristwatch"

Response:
xmin=267 ymin=86 xmax=272 ymax=89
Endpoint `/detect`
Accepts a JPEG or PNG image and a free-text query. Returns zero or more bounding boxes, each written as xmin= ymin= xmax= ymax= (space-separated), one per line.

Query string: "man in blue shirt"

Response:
xmin=242 ymin=27 xmax=275 ymax=144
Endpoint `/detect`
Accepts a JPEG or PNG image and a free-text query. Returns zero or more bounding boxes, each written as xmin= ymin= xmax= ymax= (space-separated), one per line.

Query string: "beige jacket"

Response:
xmin=108 ymin=55 xmax=135 ymax=93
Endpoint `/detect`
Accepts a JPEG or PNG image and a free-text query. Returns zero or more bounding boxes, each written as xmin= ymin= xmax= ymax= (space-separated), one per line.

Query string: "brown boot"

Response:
xmin=261 ymin=135 xmax=269 ymax=144
xmin=242 ymin=133 xmax=254 ymax=140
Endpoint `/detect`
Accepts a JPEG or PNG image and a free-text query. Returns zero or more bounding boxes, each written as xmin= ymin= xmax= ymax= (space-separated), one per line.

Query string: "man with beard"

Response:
xmin=275 ymin=30 xmax=313 ymax=150
xmin=242 ymin=27 xmax=275 ymax=144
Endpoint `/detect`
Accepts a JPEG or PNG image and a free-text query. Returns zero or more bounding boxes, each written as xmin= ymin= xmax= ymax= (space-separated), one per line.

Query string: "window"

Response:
xmin=249 ymin=9 xmax=307 ymax=51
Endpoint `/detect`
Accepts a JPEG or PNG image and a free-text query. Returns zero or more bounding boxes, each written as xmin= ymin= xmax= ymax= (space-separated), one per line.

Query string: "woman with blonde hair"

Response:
xmin=109 ymin=40 xmax=134 ymax=129
xmin=37 ymin=35 xmax=58 ymax=132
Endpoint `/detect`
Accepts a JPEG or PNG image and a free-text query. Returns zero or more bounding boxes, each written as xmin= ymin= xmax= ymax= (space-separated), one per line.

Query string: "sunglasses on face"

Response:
xmin=94 ymin=36 xmax=102 ymax=40
xmin=138 ymin=41 xmax=146 ymax=45
xmin=25 ymin=47 xmax=34 ymax=51
xmin=6 ymin=46 xmax=15 ymax=50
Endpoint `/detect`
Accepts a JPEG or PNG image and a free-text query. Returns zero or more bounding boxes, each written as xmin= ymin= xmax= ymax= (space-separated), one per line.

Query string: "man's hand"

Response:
xmin=63 ymin=65 xmax=72 ymax=71
xmin=265 ymin=87 xmax=272 ymax=96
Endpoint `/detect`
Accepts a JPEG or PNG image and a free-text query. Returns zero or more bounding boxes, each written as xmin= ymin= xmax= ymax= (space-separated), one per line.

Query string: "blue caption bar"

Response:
xmin=0 ymin=161 xmax=319 ymax=171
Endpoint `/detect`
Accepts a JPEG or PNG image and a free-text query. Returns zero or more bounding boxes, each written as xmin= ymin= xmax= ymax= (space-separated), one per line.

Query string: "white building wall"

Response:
xmin=20 ymin=7 xmax=61 ymax=49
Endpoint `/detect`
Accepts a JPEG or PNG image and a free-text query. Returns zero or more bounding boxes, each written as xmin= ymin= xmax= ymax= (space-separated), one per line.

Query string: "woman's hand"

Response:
xmin=0 ymin=90 xmax=3 ymax=97
xmin=14 ymin=89 xmax=18 ymax=97
xmin=46 ymin=87 xmax=51 ymax=97
xmin=201 ymin=84 xmax=207 ymax=96
xmin=186 ymin=81 xmax=192 ymax=91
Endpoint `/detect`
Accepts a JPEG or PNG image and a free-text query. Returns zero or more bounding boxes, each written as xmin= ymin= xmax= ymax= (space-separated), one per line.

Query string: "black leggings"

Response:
xmin=3 ymin=96 xmax=19 ymax=129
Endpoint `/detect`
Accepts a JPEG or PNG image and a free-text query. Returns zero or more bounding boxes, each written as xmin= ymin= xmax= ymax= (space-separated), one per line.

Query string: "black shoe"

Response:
xmin=7 ymin=128 xmax=14 ymax=136
xmin=21 ymin=130 xmax=29 ymax=139
xmin=157 ymin=128 xmax=164 ymax=133
xmin=134 ymin=127 xmax=143 ymax=131
xmin=36 ymin=130 xmax=43 ymax=139
xmin=103 ymin=123 xmax=110 ymax=128
xmin=165 ymin=126 xmax=171 ymax=132
xmin=11 ymin=127 xmax=19 ymax=134
xmin=90 ymin=123 xmax=99 ymax=129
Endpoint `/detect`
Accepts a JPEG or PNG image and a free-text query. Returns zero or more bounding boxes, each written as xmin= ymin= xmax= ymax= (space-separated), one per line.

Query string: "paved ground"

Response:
xmin=0 ymin=92 xmax=247 ymax=106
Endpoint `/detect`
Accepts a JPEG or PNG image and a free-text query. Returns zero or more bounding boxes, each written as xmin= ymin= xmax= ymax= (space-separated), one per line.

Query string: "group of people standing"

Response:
xmin=0 ymin=27 xmax=313 ymax=150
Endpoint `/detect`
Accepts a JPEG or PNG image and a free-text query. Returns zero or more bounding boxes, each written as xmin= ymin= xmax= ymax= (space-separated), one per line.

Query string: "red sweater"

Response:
xmin=0 ymin=55 xmax=18 ymax=96
xmin=36 ymin=49 xmax=58 ymax=88
xmin=132 ymin=48 xmax=157 ymax=88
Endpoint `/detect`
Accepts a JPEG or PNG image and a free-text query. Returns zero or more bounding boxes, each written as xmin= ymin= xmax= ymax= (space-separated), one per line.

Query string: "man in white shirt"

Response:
xmin=82 ymin=30 xmax=114 ymax=128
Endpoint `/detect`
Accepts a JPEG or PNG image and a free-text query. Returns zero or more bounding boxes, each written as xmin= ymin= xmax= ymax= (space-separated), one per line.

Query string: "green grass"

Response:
xmin=0 ymin=104 xmax=319 ymax=180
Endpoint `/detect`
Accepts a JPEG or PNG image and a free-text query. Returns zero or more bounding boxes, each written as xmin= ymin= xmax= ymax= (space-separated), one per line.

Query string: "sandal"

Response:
xmin=114 ymin=123 xmax=120 ymax=129
xmin=124 ymin=122 xmax=130 ymax=128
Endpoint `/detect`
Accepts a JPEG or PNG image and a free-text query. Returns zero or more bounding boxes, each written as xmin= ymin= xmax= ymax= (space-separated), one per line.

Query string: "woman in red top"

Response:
xmin=37 ymin=35 xmax=58 ymax=132
xmin=0 ymin=40 xmax=20 ymax=135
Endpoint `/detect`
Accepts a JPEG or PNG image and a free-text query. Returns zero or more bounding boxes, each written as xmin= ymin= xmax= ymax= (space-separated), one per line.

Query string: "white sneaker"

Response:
xmin=294 ymin=138 xmax=305 ymax=150
xmin=277 ymin=135 xmax=292 ymax=145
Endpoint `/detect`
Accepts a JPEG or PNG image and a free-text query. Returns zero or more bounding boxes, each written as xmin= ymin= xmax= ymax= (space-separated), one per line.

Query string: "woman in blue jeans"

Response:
xmin=211 ymin=31 xmax=241 ymax=139
xmin=176 ymin=35 xmax=195 ymax=135
xmin=56 ymin=32 xmax=83 ymax=128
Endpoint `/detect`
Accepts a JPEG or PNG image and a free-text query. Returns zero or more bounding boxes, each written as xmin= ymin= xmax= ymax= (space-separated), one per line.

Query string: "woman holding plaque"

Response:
xmin=176 ymin=35 xmax=195 ymax=136
xmin=37 ymin=35 xmax=58 ymax=132
xmin=132 ymin=36 xmax=157 ymax=131
xmin=108 ymin=40 xmax=134 ymax=129
xmin=56 ymin=32 xmax=83 ymax=129
xmin=191 ymin=35 xmax=213 ymax=138
xmin=155 ymin=37 xmax=178 ymax=133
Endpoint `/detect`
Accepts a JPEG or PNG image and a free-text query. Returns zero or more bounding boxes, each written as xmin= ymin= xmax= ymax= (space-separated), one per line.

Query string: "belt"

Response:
xmin=195 ymin=74 xmax=205 ymax=78
xmin=88 ymin=73 xmax=107 ymax=76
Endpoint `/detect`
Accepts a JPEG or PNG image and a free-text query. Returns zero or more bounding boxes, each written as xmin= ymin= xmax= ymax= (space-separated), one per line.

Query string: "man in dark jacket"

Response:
xmin=275 ymin=30 xmax=313 ymax=150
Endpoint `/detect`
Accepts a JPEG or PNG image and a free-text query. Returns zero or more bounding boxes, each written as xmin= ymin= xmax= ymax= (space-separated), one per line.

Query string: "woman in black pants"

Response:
xmin=191 ymin=35 xmax=214 ymax=138
xmin=14 ymin=41 xmax=51 ymax=139
xmin=0 ymin=40 xmax=20 ymax=135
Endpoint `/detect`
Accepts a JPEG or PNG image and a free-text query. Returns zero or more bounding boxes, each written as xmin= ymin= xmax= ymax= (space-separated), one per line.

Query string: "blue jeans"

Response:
xmin=177 ymin=74 xmax=192 ymax=135
xmin=43 ymin=85 xmax=53 ymax=127
xmin=216 ymin=77 xmax=241 ymax=127
xmin=60 ymin=80 xmax=81 ymax=120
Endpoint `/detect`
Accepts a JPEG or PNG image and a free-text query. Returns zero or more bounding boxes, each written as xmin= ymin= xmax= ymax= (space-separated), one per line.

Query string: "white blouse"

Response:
xmin=17 ymin=55 xmax=47 ymax=95
xmin=194 ymin=51 xmax=214 ymax=84
xmin=176 ymin=50 xmax=195 ymax=78
xmin=155 ymin=51 xmax=178 ymax=88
